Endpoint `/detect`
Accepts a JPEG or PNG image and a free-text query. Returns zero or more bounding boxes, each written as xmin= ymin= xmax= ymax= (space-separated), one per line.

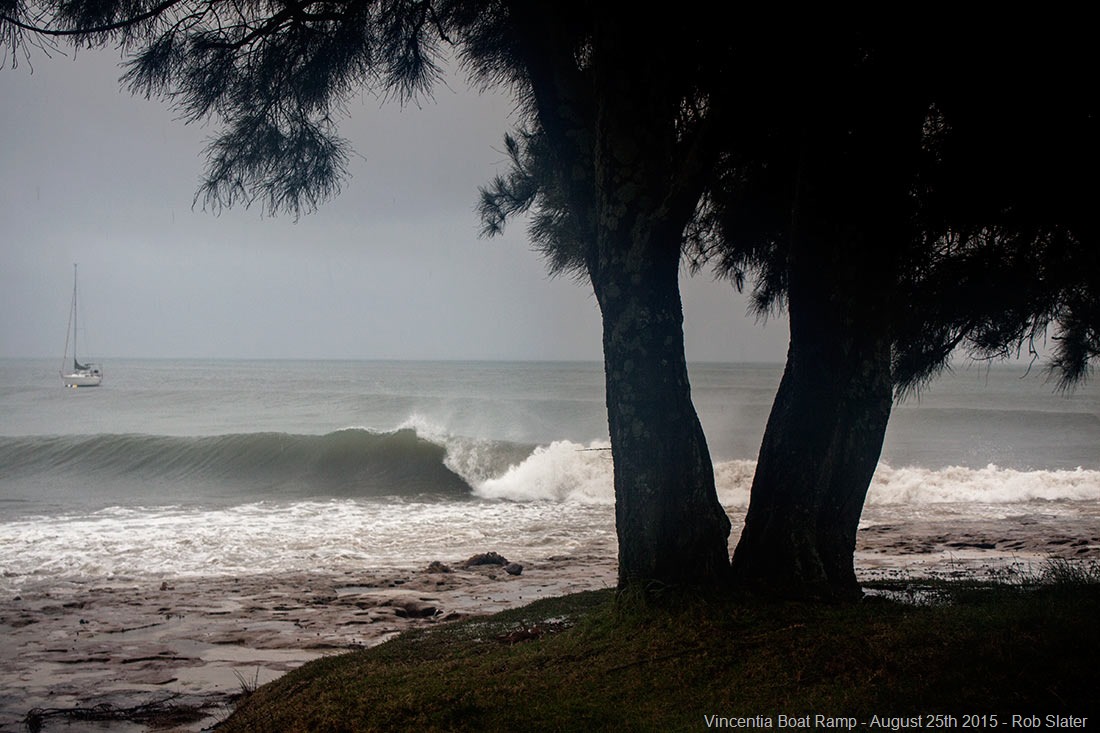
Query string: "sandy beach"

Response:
xmin=2 ymin=511 xmax=1097 ymax=732
xmin=0 ymin=552 xmax=617 ymax=732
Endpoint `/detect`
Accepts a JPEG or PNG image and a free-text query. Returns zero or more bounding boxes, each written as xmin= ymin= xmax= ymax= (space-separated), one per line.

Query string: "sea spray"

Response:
xmin=396 ymin=414 xmax=535 ymax=485
xmin=475 ymin=440 xmax=614 ymax=503
xmin=714 ymin=459 xmax=757 ymax=508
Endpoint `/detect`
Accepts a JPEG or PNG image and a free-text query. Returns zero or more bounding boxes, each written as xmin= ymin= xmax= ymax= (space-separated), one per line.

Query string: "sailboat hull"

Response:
xmin=62 ymin=370 xmax=103 ymax=387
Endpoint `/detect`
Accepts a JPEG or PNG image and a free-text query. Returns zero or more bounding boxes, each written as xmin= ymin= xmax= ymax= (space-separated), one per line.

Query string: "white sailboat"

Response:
xmin=60 ymin=264 xmax=103 ymax=388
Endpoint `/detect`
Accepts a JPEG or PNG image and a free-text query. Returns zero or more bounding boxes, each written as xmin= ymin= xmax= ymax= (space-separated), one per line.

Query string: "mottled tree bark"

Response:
xmin=593 ymin=229 xmax=732 ymax=589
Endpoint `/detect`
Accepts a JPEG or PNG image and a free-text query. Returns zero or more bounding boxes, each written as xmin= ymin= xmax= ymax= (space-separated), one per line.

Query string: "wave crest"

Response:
xmin=0 ymin=429 xmax=472 ymax=498
xmin=2 ymin=430 xmax=1096 ymax=507
xmin=475 ymin=440 xmax=614 ymax=503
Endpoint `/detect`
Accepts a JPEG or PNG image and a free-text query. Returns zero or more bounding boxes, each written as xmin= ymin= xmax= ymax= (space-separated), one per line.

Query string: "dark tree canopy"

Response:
xmin=479 ymin=17 xmax=1098 ymax=392
xmin=695 ymin=21 xmax=1097 ymax=394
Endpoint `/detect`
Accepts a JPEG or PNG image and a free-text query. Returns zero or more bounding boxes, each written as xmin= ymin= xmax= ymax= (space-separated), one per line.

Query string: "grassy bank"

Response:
xmin=220 ymin=575 xmax=1099 ymax=732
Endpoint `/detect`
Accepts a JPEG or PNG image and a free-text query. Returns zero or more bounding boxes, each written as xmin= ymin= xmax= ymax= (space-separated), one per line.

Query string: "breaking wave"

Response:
xmin=1 ymin=426 xmax=1097 ymax=510
xmin=475 ymin=440 xmax=614 ymax=503
xmin=0 ymin=429 xmax=476 ymax=498
xmin=868 ymin=463 xmax=1100 ymax=505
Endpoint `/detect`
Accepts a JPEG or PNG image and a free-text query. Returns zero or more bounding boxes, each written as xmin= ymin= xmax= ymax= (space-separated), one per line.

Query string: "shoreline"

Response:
xmin=2 ymin=512 xmax=1098 ymax=732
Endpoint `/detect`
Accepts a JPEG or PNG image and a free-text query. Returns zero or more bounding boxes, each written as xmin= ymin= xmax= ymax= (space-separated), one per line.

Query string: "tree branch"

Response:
xmin=1 ymin=0 xmax=187 ymax=37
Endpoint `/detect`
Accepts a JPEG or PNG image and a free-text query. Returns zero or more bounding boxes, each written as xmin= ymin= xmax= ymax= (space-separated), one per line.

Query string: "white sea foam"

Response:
xmin=475 ymin=440 xmax=614 ymax=503
xmin=397 ymin=415 xmax=523 ymax=484
xmin=867 ymin=463 xmax=1100 ymax=505
xmin=445 ymin=420 xmax=1100 ymax=509
xmin=2 ymin=458 xmax=1097 ymax=594
xmin=714 ymin=461 xmax=1100 ymax=508
xmin=714 ymin=459 xmax=757 ymax=507
xmin=0 ymin=498 xmax=617 ymax=593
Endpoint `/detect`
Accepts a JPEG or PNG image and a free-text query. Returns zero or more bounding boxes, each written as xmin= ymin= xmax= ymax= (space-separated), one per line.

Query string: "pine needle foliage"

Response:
xmin=4 ymin=0 xmax=455 ymax=217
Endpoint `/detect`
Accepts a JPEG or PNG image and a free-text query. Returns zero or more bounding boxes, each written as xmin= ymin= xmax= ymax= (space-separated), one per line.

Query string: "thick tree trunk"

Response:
xmin=731 ymin=67 xmax=923 ymax=600
xmin=593 ymin=232 xmax=732 ymax=590
xmin=730 ymin=255 xmax=894 ymax=600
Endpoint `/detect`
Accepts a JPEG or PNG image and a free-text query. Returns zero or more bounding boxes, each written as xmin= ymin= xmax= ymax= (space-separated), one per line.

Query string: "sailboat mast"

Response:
xmin=72 ymin=263 xmax=79 ymax=369
xmin=61 ymin=264 xmax=76 ymax=375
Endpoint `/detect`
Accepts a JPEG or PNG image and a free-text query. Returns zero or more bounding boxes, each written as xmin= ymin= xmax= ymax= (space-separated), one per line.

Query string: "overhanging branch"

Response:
xmin=1 ymin=0 xmax=186 ymax=37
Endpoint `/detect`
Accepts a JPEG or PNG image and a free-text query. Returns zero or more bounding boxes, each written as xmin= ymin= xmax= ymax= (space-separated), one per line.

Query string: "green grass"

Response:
xmin=219 ymin=572 xmax=1099 ymax=732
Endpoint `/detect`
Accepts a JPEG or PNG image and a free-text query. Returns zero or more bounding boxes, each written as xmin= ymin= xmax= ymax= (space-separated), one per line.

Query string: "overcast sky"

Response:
xmin=0 ymin=46 xmax=789 ymax=363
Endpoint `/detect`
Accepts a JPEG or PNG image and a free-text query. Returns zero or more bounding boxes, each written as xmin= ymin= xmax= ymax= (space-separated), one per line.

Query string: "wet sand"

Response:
xmin=0 ymin=553 xmax=616 ymax=732
xmin=2 ymin=511 xmax=1097 ymax=732
xmin=856 ymin=508 xmax=1100 ymax=580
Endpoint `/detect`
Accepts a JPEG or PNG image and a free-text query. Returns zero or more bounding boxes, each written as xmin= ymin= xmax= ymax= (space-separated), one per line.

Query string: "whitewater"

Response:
xmin=1 ymin=358 xmax=1098 ymax=593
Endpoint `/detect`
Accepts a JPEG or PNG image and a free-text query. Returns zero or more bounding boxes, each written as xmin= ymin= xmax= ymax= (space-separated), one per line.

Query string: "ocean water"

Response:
xmin=1 ymin=358 xmax=1097 ymax=593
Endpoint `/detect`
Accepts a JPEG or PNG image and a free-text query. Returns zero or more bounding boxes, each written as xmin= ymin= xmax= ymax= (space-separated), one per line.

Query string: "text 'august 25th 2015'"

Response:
xmin=702 ymin=714 xmax=1089 ymax=730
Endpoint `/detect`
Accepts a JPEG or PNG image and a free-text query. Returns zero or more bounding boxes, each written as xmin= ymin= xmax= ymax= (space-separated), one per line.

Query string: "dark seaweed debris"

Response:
xmin=23 ymin=693 xmax=214 ymax=732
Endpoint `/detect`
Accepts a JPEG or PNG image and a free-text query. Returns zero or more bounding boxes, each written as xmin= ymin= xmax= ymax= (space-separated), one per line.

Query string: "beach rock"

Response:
xmin=504 ymin=563 xmax=523 ymax=576
xmin=394 ymin=600 xmax=438 ymax=618
xmin=424 ymin=561 xmax=452 ymax=574
xmin=462 ymin=552 xmax=509 ymax=568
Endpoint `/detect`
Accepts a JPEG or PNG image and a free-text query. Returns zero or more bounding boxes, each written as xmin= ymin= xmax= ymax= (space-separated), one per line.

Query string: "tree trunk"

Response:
xmin=730 ymin=67 xmax=922 ymax=600
xmin=730 ymin=257 xmax=894 ymax=600
xmin=592 ymin=230 xmax=733 ymax=590
xmin=502 ymin=9 xmax=736 ymax=593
